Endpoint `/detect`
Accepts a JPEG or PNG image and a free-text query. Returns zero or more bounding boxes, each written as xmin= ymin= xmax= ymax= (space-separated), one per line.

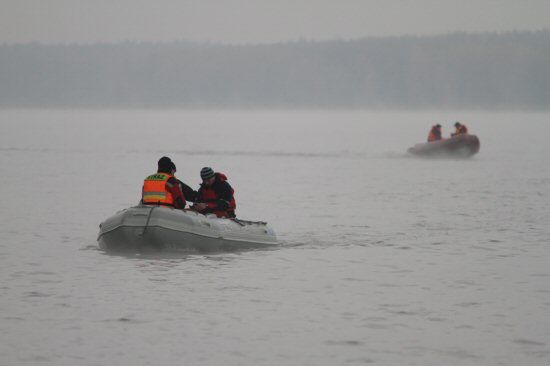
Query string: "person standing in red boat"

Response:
xmin=427 ymin=124 xmax=442 ymax=142
xmin=194 ymin=167 xmax=237 ymax=218
xmin=451 ymin=121 xmax=468 ymax=136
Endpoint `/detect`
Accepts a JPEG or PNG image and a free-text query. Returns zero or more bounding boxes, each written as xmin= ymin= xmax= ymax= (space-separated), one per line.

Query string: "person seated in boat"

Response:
xmin=193 ymin=167 xmax=236 ymax=218
xmin=451 ymin=121 xmax=468 ymax=137
xmin=141 ymin=156 xmax=191 ymax=209
xmin=427 ymin=124 xmax=442 ymax=142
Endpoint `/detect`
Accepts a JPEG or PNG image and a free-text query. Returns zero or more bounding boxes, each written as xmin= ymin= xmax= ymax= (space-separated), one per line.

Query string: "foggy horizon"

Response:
xmin=1 ymin=1 xmax=548 ymax=110
xmin=1 ymin=31 xmax=549 ymax=110
xmin=2 ymin=1 xmax=550 ymax=45
xmin=2 ymin=28 xmax=550 ymax=47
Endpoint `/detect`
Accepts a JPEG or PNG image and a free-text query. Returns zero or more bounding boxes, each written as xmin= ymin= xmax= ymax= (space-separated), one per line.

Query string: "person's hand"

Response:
xmin=195 ymin=203 xmax=207 ymax=211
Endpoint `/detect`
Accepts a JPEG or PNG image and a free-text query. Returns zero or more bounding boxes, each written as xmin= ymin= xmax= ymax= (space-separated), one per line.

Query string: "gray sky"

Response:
xmin=1 ymin=0 xmax=549 ymax=45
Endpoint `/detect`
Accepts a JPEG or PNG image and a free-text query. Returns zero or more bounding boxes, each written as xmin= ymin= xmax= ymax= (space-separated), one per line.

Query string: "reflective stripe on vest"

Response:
xmin=142 ymin=173 xmax=175 ymax=206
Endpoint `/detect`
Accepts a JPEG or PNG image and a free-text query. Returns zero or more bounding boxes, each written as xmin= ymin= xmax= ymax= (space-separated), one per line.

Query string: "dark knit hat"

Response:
xmin=200 ymin=167 xmax=215 ymax=180
xmin=158 ymin=156 xmax=173 ymax=171
xmin=454 ymin=121 xmax=460 ymax=127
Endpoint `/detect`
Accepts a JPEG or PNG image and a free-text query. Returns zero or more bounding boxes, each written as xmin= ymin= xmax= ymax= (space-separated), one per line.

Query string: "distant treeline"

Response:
xmin=1 ymin=31 xmax=549 ymax=109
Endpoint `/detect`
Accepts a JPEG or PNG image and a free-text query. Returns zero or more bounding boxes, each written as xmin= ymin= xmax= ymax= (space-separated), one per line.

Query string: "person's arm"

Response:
xmin=177 ymin=179 xmax=198 ymax=202
xmin=212 ymin=182 xmax=233 ymax=210
xmin=166 ymin=178 xmax=186 ymax=209
xmin=193 ymin=187 xmax=208 ymax=212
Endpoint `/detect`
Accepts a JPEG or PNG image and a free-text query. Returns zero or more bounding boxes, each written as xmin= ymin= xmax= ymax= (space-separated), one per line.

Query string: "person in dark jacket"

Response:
xmin=194 ymin=167 xmax=236 ymax=218
xmin=141 ymin=156 xmax=194 ymax=209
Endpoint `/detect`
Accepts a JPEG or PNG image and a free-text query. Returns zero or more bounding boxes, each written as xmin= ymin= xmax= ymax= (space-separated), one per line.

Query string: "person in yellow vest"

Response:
xmin=451 ymin=121 xmax=468 ymax=137
xmin=142 ymin=156 xmax=189 ymax=209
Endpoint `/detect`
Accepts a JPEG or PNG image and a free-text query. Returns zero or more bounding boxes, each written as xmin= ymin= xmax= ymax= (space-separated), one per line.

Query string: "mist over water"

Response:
xmin=1 ymin=109 xmax=549 ymax=365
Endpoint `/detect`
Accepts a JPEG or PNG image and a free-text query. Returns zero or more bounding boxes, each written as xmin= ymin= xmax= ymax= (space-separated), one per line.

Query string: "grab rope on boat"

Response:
xmin=231 ymin=218 xmax=267 ymax=226
xmin=142 ymin=206 xmax=156 ymax=234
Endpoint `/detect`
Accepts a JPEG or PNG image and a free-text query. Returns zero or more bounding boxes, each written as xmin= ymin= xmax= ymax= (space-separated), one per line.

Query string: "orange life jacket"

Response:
xmin=428 ymin=127 xmax=441 ymax=142
xmin=142 ymin=173 xmax=175 ymax=206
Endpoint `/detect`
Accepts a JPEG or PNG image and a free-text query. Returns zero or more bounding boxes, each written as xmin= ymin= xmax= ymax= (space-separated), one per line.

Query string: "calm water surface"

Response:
xmin=1 ymin=109 xmax=549 ymax=365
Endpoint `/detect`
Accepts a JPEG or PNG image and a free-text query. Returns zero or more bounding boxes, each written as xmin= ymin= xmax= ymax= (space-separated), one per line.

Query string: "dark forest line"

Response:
xmin=1 ymin=31 xmax=549 ymax=109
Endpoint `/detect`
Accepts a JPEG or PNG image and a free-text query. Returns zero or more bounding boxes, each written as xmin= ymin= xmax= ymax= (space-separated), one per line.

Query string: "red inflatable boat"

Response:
xmin=408 ymin=134 xmax=480 ymax=157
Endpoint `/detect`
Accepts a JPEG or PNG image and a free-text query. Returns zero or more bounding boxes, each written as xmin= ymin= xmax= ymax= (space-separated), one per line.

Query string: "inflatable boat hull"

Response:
xmin=408 ymin=134 xmax=480 ymax=157
xmin=98 ymin=205 xmax=277 ymax=252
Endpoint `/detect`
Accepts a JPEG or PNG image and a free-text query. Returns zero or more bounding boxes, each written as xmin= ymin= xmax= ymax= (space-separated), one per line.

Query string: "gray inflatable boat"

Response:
xmin=98 ymin=204 xmax=277 ymax=252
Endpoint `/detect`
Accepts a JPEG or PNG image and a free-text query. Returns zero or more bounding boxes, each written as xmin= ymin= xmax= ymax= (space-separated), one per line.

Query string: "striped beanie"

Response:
xmin=200 ymin=167 xmax=215 ymax=180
